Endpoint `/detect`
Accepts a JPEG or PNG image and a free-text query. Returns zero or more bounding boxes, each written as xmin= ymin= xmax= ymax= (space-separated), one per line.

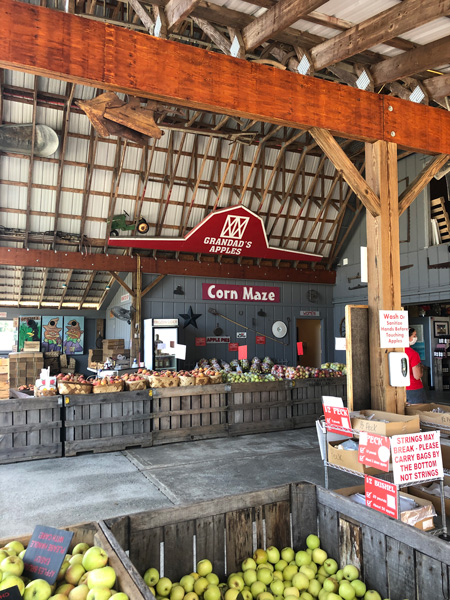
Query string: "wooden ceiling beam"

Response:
xmin=58 ymin=270 xmax=74 ymax=309
xmin=37 ymin=268 xmax=49 ymax=309
xmin=242 ymin=0 xmax=327 ymax=52
xmin=0 ymin=247 xmax=336 ymax=283
xmin=399 ymin=154 xmax=450 ymax=216
xmin=127 ymin=0 xmax=154 ymax=33
xmin=192 ymin=16 xmax=232 ymax=55
xmin=311 ymin=0 xmax=450 ymax=72
xmin=423 ymin=73 xmax=450 ymax=101
xmin=4 ymin=0 xmax=450 ymax=155
xmin=371 ymin=35 xmax=450 ymax=86
xmin=165 ymin=0 xmax=201 ymax=31
xmin=78 ymin=270 xmax=96 ymax=309
xmin=108 ymin=271 xmax=136 ymax=296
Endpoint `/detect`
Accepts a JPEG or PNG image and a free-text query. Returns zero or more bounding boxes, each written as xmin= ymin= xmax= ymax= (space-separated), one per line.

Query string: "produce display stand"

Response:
xmin=105 ymin=480 xmax=450 ymax=600
xmin=0 ymin=392 xmax=63 ymax=464
xmin=318 ymin=420 xmax=449 ymax=537
xmin=63 ymin=389 xmax=152 ymax=456
xmin=0 ymin=520 xmax=152 ymax=600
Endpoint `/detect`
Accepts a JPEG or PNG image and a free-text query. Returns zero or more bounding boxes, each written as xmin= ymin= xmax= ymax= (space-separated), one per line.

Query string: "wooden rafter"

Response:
xmin=127 ymin=0 xmax=154 ymax=32
xmin=398 ymin=154 xmax=450 ymax=216
xmin=79 ymin=124 xmax=99 ymax=250
xmin=97 ymin=274 xmax=116 ymax=310
xmin=192 ymin=17 xmax=232 ymax=55
xmin=165 ymin=0 xmax=201 ymax=31
xmin=301 ymin=169 xmax=341 ymax=251
xmin=423 ymin=73 xmax=450 ymax=101
xmin=38 ymin=268 xmax=49 ymax=309
xmin=109 ymin=271 xmax=136 ymax=297
xmin=78 ymin=270 xmax=96 ymax=309
xmin=58 ymin=269 xmax=74 ymax=309
xmin=142 ymin=273 xmax=166 ymax=297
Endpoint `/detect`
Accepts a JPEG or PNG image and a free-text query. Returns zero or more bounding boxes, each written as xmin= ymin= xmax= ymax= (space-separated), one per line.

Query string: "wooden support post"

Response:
xmin=365 ymin=140 xmax=406 ymax=413
xmin=130 ymin=255 xmax=142 ymax=364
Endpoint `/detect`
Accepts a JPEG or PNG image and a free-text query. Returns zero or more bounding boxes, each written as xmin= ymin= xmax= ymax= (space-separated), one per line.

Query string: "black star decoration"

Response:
xmin=179 ymin=306 xmax=202 ymax=329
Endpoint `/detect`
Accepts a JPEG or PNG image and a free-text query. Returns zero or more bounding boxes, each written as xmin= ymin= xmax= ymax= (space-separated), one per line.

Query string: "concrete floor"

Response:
xmin=0 ymin=427 xmax=363 ymax=538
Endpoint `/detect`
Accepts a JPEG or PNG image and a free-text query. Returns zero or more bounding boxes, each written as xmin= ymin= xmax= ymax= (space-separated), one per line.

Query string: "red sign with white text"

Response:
xmin=365 ymin=476 xmax=398 ymax=518
xmin=109 ymin=206 xmax=322 ymax=262
xmin=195 ymin=337 xmax=206 ymax=347
xmin=238 ymin=345 xmax=248 ymax=360
xmin=229 ymin=343 xmax=239 ymax=351
xmin=358 ymin=432 xmax=391 ymax=472
xmin=202 ymin=283 xmax=280 ymax=303
xmin=256 ymin=336 xmax=266 ymax=344
xmin=323 ymin=405 xmax=352 ymax=435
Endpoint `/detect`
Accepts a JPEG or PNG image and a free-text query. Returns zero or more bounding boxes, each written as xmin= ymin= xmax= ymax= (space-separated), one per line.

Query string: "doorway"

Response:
xmin=296 ymin=319 xmax=321 ymax=367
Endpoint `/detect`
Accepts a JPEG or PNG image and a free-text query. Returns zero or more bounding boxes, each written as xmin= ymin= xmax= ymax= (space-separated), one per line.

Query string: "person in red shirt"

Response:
xmin=405 ymin=327 xmax=427 ymax=404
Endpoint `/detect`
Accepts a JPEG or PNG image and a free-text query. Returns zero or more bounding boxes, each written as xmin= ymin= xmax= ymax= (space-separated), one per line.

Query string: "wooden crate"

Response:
xmin=106 ymin=481 xmax=450 ymax=600
xmin=152 ymin=384 xmax=228 ymax=445
xmin=291 ymin=378 xmax=347 ymax=428
xmin=0 ymin=521 xmax=152 ymax=600
xmin=0 ymin=396 xmax=63 ymax=464
xmin=63 ymin=389 xmax=152 ymax=456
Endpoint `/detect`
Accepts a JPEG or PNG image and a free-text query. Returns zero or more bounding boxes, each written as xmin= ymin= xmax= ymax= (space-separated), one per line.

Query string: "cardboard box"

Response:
xmin=327 ymin=440 xmax=380 ymax=475
xmin=440 ymin=437 xmax=450 ymax=470
xmin=409 ymin=474 xmax=450 ymax=517
xmin=405 ymin=403 xmax=450 ymax=429
xmin=351 ymin=410 xmax=420 ymax=437
xmin=336 ymin=485 xmax=435 ymax=531
xmin=23 ymin=341 xmax=41 ymax=351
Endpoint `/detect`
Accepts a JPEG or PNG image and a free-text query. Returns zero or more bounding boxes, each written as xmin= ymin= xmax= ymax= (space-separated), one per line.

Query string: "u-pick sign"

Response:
xmin=322 ymin=404 xmax=352 ymax=435
xmin=365 ymin=476 xmax=398 ymax=519
xmin=358 ymin=432 xmax=391 ymax=472
xmin=23 ymin=525 xmax=74 ymax=584
xmin=108 ymin=206 xmax=323 ymax=262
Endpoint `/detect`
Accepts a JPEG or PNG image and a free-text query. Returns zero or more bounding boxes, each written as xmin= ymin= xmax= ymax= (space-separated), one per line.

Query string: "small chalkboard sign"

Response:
xmin=23 ymin=525 xmax=74 ymax=584
xmin=0 ymin=586 xmax=23 ymax=600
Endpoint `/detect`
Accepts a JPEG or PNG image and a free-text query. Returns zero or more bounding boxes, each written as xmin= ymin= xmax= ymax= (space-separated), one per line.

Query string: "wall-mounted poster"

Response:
xmin=41 ymin=317 xmax=63 ymax=353
xmin=18 ymin=316 xmax=41 ymax=351
xmin=63 ymin=317 xmax=85 ymax=355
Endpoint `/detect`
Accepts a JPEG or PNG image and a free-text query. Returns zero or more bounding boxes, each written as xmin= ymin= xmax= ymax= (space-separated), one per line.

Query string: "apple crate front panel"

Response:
xmin=0 ymin=520 xmax=153 ymax=600
xmin=0 ymin=397 xmax=63 ymax=464
xmin=291 ymin=379 xmax=347 ymax=427
xmin=151 ymin=386 xmax=228 ymax=445
xmin=63 ymin=390 xmax=152 ymax=456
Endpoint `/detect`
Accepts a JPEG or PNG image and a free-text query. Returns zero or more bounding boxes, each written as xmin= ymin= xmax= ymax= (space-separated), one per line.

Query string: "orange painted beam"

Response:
xmin=0 ymin=247 xmax=336 ymax=284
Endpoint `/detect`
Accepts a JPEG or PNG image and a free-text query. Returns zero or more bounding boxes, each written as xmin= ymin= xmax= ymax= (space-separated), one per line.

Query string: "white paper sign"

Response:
xmin=322 ymin=396 xmax=344 ymax=408
xmin=335 ymin=337 xmax=347 ymax=351
xmin=391 ymin=430 xmax=443 ymax=485
xmin=174 ymin=344 xmax=186 ymax=360
xmin=379 ymin=310 xmax=409 ymax=348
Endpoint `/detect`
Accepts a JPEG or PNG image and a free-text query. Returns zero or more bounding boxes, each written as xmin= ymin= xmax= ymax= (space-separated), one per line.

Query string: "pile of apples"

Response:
xmin=120 ymin=373 xmax=146 ymax=383
xmin=56 ymin=374 xmax=89 ymax=384
xmin=142 ymin=535 xmax=390 ymax=600
xmin=91 ymin=376 xmax=123 ymax=387
xmin=0 ymin=538 xmax=128 ymax=600
xmin=18 ymin=384 xmax=34 ymax=392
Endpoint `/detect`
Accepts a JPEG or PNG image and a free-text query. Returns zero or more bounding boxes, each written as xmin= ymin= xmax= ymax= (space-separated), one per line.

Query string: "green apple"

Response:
xmin=338 ymin=581 xmax=356 ymax=600
xmin=79 ymin=573 xmax=90 ymax=586
xmin=0 ymin=555 xmax=24 ymax=576
xmin=5 ymin=541 xmax=25 ymax=555
xmin=82 ymin=548 xmax=109 ymax=572
xmin=342 ymin=566 xmax=359 ymax=582
xmin=224 ymin=589 xmax=240 ymax=600
xmin=227 ymin=574 xmax=244 ymax=591
xmin=275 ymin=560 xmax=288 ymax=573
xmin=24 ymin=578 xmax=53 ymax=600
xmin=68 ymin=584 xmax=89 ymax=600
xmin=242 ymin=558 xmax=257 ymax=572
xmin=307 ymin=579 xmax=321 ymax=598
xmin=350 ymin=581 xmax=366 ymax=598
xmin=190 ymin=574 xmax=199 ymax=582
xmin=170 ymin=585 xmax=185 ymax=600
xmin=363 ymin=592 xmax=381 ymax=600
xmin=311 ymin=550 xmax=327 ymax=566
xmin=193 ymin=578 xmax=209 ymax=596
xmin=50 ymin=594 xmax=70 ymax=600
xmin=282 ymin=565 xmax=298 ymax=581
xmin=298 ymin=566 xmax=315 ymax=581
xmin=305 ymin=536 xmax=320 ymax=551
xmin=72 ymin=544 xmax=90 ymax=556
xmin=70 ymin=555 xmax=84 ymax=566
xmin=0 ymin=551 xmax=8 ymax=562
xmin=322 ymin=560 xmax=338 ymax=576
xmin=243 ymin=569 xmax=257 ymax=586
xmin=250 ymin=581 xmax=267 ymax=597
xmin=326 ymin=595 xmax=341 ymax=600
xmin=257 ymin=568 xmax=273 ymax=585
xmin=241 ymin=589 xmax=252 ymax=600
xmin=317 ymin=592 xmax=329 ymax=600
xmin=254 ymin=550 xmax=268 ymax=565
xmin=284 ymin=594 xmax=300 ymax=600
xmin=317 ymin=568 xmax=327 ymax=577
xmin=110 ymin=595 xmax=129 ymax=600
xmin=280 ymin=549 xmax=295 ymax=564
xmin=258 ymin=563 xmax=274 ymax=573
xmin=87 ymin=567 xmax=116 ymax=590
xmin=66 ymin=564 xmax=86 ymax=586
xmin=322 ymin=579 xmax=338 ymax=594
xmin=55 ymin=582 xmax=75 ymax=595
xmin=335 ymin=571 xmax=344 ymax=583
xmin=204 ymin=585 xmax=221 ymax=600
xmin=294 ymin=552 xmax=310 ymax=568
xmin=86 ymin=588 xmax=112 ymax=600
xmin=156 ymin=577 xmax=173 ymax=597
xmin=301 ymin=593 xmax=314 ymax=600
xmin=0 ymin=575 xmax=26 ymax=595
xmin=206 ymin=574 xmax=219 ymax=586
xmin=257 ymin=592 xmax=274 ymax=600
xmin=283 ymin=587 xmax=299 ymax=597
xmin=270 ymin=579 xmax=285 ymax=596
xmin=291 ymin=573 xmax=309 ymax=591
xmin=145 ymin=568 xmax=160 ymax=587
xmin=184 ymin=593 xmax=199 ymax=600
xmin=266 ymin=547 xmax=281 ymax=565
xmin=58 ymin=560 xmax=71 ymax=581
xmin=197 ymin=560 xmax=213 ymax=577
xmin=306 ymin=564 xmax=316 ymax=576
xmin=273 ymin=572 xmax=283 ymax=582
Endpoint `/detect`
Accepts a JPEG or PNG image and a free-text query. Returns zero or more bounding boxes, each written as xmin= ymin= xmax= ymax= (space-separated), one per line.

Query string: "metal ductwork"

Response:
xmin=0 ymin=124 xmax=59 ymax=157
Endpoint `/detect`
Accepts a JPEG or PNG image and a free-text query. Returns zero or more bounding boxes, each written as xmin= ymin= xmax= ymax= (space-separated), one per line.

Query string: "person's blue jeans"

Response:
xmin=406 ymin=388 xmax=428 ymax=404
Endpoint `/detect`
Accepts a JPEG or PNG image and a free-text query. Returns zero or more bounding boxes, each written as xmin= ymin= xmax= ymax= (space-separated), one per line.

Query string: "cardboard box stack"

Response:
xmin=8 ymin=351 xmax=44 ymax=387
xmin=409 ymin=474 xmax=450 ymax=517
xmin=23 ymin=341 xmax=41 ymax=352
xmin=44 ymin=351 xmax=60 ymax=375
xmin=88 ymin=349 xmax=103 ymax=369
xmin=0 ymin=358 xmax=9 ymax=399
xmin=102 ymin=339 xmax=130 ymax=365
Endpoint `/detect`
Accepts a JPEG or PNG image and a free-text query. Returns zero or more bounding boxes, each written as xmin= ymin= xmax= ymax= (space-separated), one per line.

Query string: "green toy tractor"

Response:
xmin=109 ymin=211 xmax=149 ymax=236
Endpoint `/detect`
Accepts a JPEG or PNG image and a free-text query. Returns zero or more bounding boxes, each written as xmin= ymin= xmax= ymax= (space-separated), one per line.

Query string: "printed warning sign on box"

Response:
xmin=358 ymin=432 xmax=391 ymax=472
xmin=365 ymin=475 xmax=398 ymax=518
xmin=322 ymin=404 xmax=352 ymax=436
xmin=391 ymin=430 xmax=443 ymax=485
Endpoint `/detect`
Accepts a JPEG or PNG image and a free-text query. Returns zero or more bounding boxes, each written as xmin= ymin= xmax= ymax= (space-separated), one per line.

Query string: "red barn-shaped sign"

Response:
xmin=109 ymin=206 xmax=322 ymax=262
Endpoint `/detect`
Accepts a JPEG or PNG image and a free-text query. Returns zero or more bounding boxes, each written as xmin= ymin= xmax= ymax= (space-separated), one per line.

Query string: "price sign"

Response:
xmin=322 ymin=404 xmax=352 ymax=435
xmin=358 ymin=432 xmax=390 ymax=472
xmin=391 ymin=431 xmax=443 ymax=485
xmin=256 ymin=336 xmax=266 ymax=344
xmin=195 ymin=337 xmax=206 ymax=347
xmin=23 ymin=526 xmax=74 ymax=584
xmin=228 ymin=343 xmax=238 ymax=352
xmin=0 ymin=587 xmax=23 ymax=600
xmin=365 ymin=476 xmax=398 ymax=518
xmin=238 ymin=345 xmax=248 ymax=360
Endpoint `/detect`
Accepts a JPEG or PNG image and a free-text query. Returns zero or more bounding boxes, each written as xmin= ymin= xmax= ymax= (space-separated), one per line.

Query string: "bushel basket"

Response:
xmin=149 ymin=375 xmax=180 ymax=388
xmin=124 ymin=379 xmax=148 ymax=391
xmin=58 ymin=381 xmax=93 ymax=395
xmin=178 ymin=375 xmax=196 ymax=386
xmin=93 ymin=380 xmax=124 ymax=393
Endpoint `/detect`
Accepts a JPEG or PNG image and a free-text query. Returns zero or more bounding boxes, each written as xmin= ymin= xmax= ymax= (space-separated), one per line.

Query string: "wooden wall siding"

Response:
xmin=0 ymin=397 xmax=62 ymax=464
xmin=63 ymin=389 xmax=152 ymax=456
xmin=106 ymin=482 xmax=450 ymax=600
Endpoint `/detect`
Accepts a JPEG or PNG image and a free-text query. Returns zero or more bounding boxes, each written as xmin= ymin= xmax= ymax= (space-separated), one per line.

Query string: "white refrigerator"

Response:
xmin=143 ymin=318 xmax=179 ymax=371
